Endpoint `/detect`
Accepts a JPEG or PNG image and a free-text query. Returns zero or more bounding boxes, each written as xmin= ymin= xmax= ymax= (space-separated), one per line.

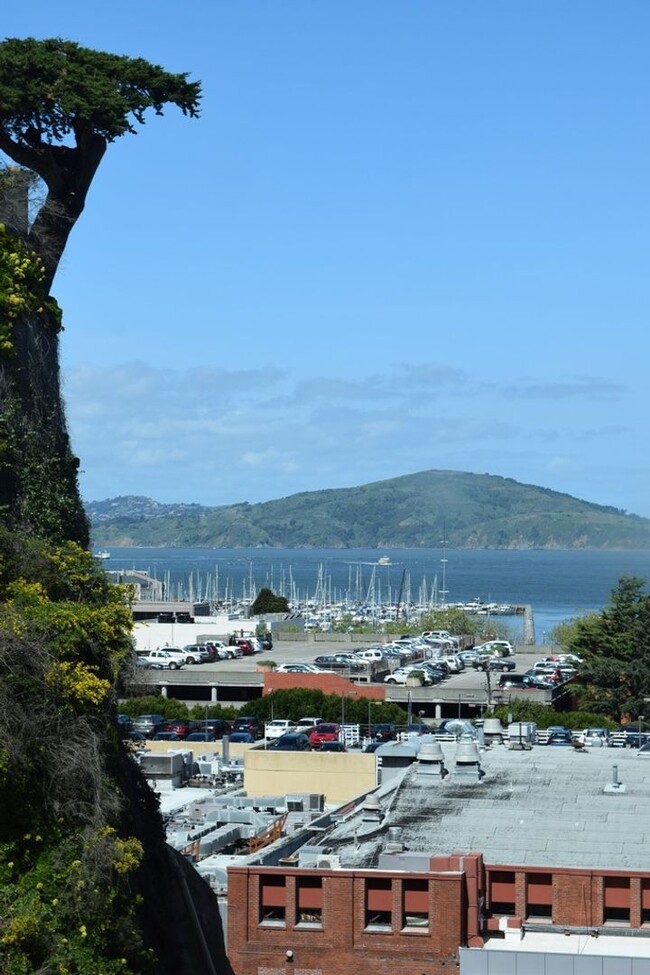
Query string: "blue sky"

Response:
xmin=3 ymin=2 xmax=650 ymax=516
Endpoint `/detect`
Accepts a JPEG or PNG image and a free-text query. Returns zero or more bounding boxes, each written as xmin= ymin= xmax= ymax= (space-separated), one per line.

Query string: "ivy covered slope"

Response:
xmin=0 ymin=188 xmax=87 ymax=546
xmin=0 ymin=535 xmax=144 ymax=972
xmin=0 ymin=536 xmax=233 ymax=975
xmin=88 ymin=471 xmax=650 ymax=549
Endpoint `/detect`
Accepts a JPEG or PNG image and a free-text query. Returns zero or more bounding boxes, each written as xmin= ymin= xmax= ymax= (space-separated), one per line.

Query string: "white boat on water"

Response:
xmin=95 ymin=550 xmax=111 ymax=561
xmin=377 ymin=556 xmax=391 ymax=566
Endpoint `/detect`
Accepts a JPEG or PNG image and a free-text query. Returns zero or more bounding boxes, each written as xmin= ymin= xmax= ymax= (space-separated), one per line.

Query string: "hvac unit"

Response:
xmin=316 ymin=855 xmax=341 ymax=870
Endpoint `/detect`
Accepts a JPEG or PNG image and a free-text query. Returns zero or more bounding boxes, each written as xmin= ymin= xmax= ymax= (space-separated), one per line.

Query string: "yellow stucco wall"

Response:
xmin=243 ymin=750 xmax=377 ymax=803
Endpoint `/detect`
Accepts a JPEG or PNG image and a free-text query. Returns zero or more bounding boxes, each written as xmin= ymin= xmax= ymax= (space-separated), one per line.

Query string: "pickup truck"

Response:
xmin=136 ymin=649 xmax=187 ymax=670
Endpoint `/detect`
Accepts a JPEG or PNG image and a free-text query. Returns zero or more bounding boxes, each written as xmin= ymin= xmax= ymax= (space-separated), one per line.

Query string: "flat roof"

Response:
xmin=324 ymin=741 xmax=650 ymax=872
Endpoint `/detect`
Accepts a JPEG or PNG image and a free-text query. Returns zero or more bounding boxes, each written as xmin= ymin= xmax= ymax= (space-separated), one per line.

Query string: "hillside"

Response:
xmin=86 ymin=470 xmax=650 ymax=549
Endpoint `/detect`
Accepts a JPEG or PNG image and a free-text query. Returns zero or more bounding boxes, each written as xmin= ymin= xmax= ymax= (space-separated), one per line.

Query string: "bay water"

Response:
xmin=103 ymin=547 xmax=650 ymax=644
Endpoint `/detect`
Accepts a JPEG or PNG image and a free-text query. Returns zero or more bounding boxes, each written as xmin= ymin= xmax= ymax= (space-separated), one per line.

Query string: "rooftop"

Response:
xmin=323 ymin=740 xmax=650 ymax=872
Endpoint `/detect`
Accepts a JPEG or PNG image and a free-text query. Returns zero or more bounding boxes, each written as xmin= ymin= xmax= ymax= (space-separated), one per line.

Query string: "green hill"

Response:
xmin=86 ymin=470 xmax=650 ymax=549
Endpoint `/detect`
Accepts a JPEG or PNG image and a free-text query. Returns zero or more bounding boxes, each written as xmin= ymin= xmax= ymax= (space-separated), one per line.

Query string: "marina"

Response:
xmin=103 ymin=545 xmax=650 ymax=638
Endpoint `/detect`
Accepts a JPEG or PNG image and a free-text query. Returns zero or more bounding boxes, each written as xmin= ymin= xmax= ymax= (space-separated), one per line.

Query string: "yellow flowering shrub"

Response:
xmin=45 ymin=661 xmax=111 ymax=707
xmin=0 ymin=222 xmax=49 ymax=355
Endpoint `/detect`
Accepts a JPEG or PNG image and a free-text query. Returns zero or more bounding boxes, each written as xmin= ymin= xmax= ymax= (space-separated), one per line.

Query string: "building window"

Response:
xmin=489 ymin=870 xmax=516 ymax=916
xmin=365 ymin=878 xmax=392 ymax=929
xmin=526 ymin=873 xmax=553 ymax=920
xmin=296 ymin=876 xmax=323 ymax=926
xmin=259 ymin=875 xmax=286 ymax=925
xmin=642 ymin=880 xmax=650 ymax=925
xmin=402 ymin=879 xmax=429 ymax=929
xmin=603 ymin=876 xmax=630 ymax=924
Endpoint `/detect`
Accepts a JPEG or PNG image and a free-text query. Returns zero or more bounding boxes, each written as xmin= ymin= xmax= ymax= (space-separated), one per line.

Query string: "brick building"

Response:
xmin=226 ymin=739 xmax=650 ymax=974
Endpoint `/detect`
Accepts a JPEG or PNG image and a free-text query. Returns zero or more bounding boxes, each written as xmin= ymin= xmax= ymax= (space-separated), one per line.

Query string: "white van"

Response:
xmin=295 ymin=716 xmax=324 ymax=732
xmin=354 ymin=648 xmax=385 ymax=662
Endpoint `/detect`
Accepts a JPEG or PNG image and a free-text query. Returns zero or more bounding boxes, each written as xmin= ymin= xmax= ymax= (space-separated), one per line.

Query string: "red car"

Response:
xmin=309 ymin=723 xmax=341 ymax=749
xmin=161 ymin=719 xmax=198 ymax=739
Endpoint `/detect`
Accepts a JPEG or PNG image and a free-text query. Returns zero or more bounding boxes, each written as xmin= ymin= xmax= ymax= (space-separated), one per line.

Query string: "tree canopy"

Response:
xmin=563 ymin=576 xmax=650 ymax=720
xmin=251 ymin=587 xmax=290 ymax=615
xmin=0 ymin=37 xmax=201 ymax=287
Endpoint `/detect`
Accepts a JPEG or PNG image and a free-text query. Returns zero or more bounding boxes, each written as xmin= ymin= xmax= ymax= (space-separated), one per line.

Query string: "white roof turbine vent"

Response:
xmin=416 ymin=740 xmax=447 ymax=780
xmin=361 ymin=794 xmax=383 ymax=823
xmin=453 ymin=735 xmax=483 ymax=783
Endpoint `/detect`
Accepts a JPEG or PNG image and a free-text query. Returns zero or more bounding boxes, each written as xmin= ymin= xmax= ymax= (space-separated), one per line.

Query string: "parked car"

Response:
xmin=201 ymin=719 xmax=232 ymax=739
xmin=404 ymin=722 xmax=431 ymax=735
xmin=117 ymin=714 xmax=133 ymax=733
xmin=136 ymin=650 xmax=186 ymax=670
xmin=458 ymin=649 xmax=480 ymax=665
xmin=206 ymin=641 xmax=241 ymax=659
xmin=182 ymin=644 xmax=208 ymax=664
xmin=616 ymin=725 xmax=647 ymax=747
xmin=419 ymin=663 xmax=447 ymax=683
xmin=228 ymin=731 xmax=255 ymax=743
xmin=185 ymin=731 xmax=218 ymax=742
xmin=274 ymin=663 xmax=326 ymax=674
xmin=497 ymin=674 xmax=549 ymax=690
xmin=235 ymin=639 xmax=256 ymax=655
xmin=385 ymin=666 xmax=434 ymax=685
xmin=309 ymin=723 xmax=341 ymax=748
xmin=319 ymin=741 xmax=347 ymax=752
xmin=546 ymin=730 xmax=573 ymax=746
xmin=473 ymin=655 xmax=516 ymax=672
xmin=265 ymin=719 xmax=296 ymax=740
xmin=268 ymin=733 xmax=311 ymax=751
xmin=232 ymin=715 xmax=262 ymax=738
xmin=476 ymin=640 xmax=515 ymax=657
xmin=373 ymin=723 xmax=397 ymax=743
xmin=579 ymin=728 xmax=610 ymax=747
xmin=152 ymin=732 xmax=182 ymax=741
xmin=422 ymin=630 xmax=459 ymax=647
xmin=295 ymin=717 xmax=325 ymax=733
xmin=161 ymin=719 xmax=197 ymax=739
xmin=131 ymin=713 xmax=166 ymax=738
xmin=313 ymin=654 xmax=365 ymax=671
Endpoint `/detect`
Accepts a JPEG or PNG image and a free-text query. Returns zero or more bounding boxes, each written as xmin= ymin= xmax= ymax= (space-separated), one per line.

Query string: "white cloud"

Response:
xmin=64 ymin=360 xmax=649 ymax=515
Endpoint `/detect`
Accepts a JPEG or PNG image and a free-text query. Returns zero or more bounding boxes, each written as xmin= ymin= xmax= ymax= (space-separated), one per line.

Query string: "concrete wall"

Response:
xmin=243 ymin=750 xmax=376 ymax=804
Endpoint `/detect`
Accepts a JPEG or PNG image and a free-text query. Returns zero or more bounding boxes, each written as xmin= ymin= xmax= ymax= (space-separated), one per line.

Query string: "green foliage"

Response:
xmin=563 ymin=576 xmax=650 ymax=720
xmin=0 ymin=37 xmax=200 ymax=144
xmin=251 ymin=587 xmax=290 ymax=615
xmin=491 ymin=699 xmax=616 ymax=731
xmin=0 ymin=827 xmax=150 ymax=975
xmin=0 ymin=534 xmax=155 ymax=974
xmin=226 ymin=688 xmax=406 ymax=727
xmin=0 ymin=222 xmax=50 ymax=355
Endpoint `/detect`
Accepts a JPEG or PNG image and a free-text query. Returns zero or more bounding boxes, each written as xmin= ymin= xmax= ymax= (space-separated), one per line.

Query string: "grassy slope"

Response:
xmin=88 ymin=470 xmax=650 ymax=549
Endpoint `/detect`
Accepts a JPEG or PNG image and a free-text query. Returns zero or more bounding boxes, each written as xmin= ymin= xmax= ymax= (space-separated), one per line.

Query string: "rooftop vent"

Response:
xmin=416 ymin=740 xmax=447 ymax=779
xmin=453 ymin=736 xmax=482 ymax=783
xmin=316 ymin=854 xmax=341 ymax=870
xmin=603 ymin=764 xmax=627 ymax=794
xmin=384 ymin=825 xmax=404 ymax=854
xmin=362 ymin=794 xmax=382 ymax=823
